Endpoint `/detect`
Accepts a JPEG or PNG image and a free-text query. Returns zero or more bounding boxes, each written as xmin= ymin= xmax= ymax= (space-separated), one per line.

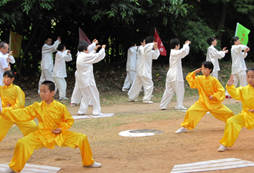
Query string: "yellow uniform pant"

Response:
xmin=220 ymin=113 xmax=249 ymax=147
xmin=9 ymin=132 xmax=94 ymax=172
xmin=0 ymin=116 xmax=38 ymax=142
xmin=180 ymin=101 xmax=234 ymax=130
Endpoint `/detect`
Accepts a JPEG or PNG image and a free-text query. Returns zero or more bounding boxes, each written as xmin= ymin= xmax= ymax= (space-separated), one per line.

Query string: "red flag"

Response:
xmin=79 ymin=28 xmax=91 ymax=44
xmin=154 ymin=29 xmax=167 ymax=56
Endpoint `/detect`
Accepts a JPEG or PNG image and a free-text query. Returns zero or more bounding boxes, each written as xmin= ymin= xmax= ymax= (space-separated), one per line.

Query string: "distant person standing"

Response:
xmin=0 ymin=42 xmax=11 ymax=86
xmin=52 ymin=43 xmax=72 ymax=100
xmin=38 ymin=36 xmax=61 ymax=93
xmin=122 ymin=42 xmax=137 ymax=91
xmin=128 ymin=36 xmax=160 ymax=104
xmin=225 ymin=36 xmax=250 ymax=98
xmin=206 ymin=37 xmax=228 ymax=79
xmin=159 ymin=39 xmax=190 ymax=110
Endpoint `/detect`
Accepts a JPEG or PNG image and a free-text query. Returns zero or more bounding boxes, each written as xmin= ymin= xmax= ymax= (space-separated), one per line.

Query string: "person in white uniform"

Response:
xmin=206 ymin=37 xmax=228 ymax=79
xmin=128 ymin=36 xmax=160 ymax=104
xmin=38 ymin=37 xmax=61 ymax=93
xmin=70 ymin=40 xmax=97 ymax=106
xmin=159 ymin=39 xmax=191 ymax=110
xmin=225 ymin=36 xmax=250 ymax=98
xmin=0 ymin=42 xmax=11 ymax=86
xmin=76 ymin=42 xmax=106 ymax=116
xmin=122 ymin=42 xmax=137 ymax=91
xmin=52 ymin=43 xmax=72 ymax=99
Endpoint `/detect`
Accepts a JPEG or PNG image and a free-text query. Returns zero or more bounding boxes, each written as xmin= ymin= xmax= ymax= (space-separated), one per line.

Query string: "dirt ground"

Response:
xmin=1 ymin=98 xmax=254 ymax=173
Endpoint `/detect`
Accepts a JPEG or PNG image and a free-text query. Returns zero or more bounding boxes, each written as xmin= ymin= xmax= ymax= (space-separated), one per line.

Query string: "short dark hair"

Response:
xmin=145 ymin=36 xmax=155 ymax=44
xmin=170 ymin=38 xmax=180 ymax=49
xmin=79 ymin=40 xmax=88 ymax=45
xmin=78 ymin=42 xmax=89 ymax=52
xmin=41 ymin=80 xmax=55 ymax=92
xmin=3 ymin=70 xmax=15 ymax=78
xmin=231 ymin=36 xmax=239 ymax=45
xmin=247 ymin=67 xmax=254 ymax=73
xmin=201 ymin=61 xmax=214 ymax=73
xmin=207 ymin=37 xmax=216 ymax=45
xmin=0 ymin=42 xmax=7 ymax=49
xmin=57 ymin=43 xmax=66 ymax=51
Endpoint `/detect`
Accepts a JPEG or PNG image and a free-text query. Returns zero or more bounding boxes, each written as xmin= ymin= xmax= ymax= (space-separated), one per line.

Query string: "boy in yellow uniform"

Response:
xmin=0 ymin=70 xmax=38 ymax=142
xmin=175 ymin=61 xmax=234 ymax=134
xmin=1 ymin=81 xmax=101 ymax=173
xmin=218 ymin=68 xmax=254 ymax=152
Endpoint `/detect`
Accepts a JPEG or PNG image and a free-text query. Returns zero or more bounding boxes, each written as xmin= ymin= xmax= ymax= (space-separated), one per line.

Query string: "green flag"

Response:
xmin=235 ymin=23 xmax=250 ymax=45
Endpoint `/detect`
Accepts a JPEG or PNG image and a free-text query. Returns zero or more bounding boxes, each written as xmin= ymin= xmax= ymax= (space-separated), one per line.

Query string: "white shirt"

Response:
xmin=135 ymin=45 xmax=143 ymax=72
xmin=75 ymin=42 xmax=96 ymax=76
xmin=206 ymin=45 xmax=225 ymax=72
xmin=52 ymin=50 xmax=72 ymax=78
xmin=166 ymin=43 xmax=190 ymax=83
xmin=3 ymin=54 xmax=15 ymax=64
xmin=0 ymin=52 xmax=9 ymax=86
xmin=76 ymin=49 xmax=105 ymax=88
xmin=136 ymin=43 xmax=160 ymax=79
xmin=231 ymin=44 xmax=248 ymax=74
xmin=40 ymin=40 xmax=60 ymax=71
xmin=126 ymin=46 xmax=137 ymax=71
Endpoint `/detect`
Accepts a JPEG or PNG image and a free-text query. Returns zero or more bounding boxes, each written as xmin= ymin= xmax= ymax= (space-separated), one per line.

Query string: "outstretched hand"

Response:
xmin=52 ymin=128 xmax=62 ymax=134
xmin=153 ymin=42 xmax=158 ymax=50
xmin=227 ymin=74 xmax=234 ymax=86
xmin=244 ymin=47 xmax=250 ymax=53
xmin=222 ymin=47 xmax=228 ymax=53
xmin=185 ymin=40 xmax=191 ymax=45
xmin=102 ymin=45 xmax=106 ymax=49
xmin=193 ymin=68 xmax=202 ymax=74
xmin=248 ymin=109 xmax=254 ymax=113
xmin=94 ymin=45 xmax=101 ymax=51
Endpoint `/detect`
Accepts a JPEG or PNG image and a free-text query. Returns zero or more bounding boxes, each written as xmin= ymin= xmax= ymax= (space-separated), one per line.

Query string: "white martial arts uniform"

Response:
xmin=159 ymin=43 xmax=190 ymax=110
xmin=52 ymin=50 xmax=72 ymax=98
xmin=70 ymin=43 xmax=96 ymax=105
xmin=76 ymin=48 xmax=105 ymax=115
xmin=226 ymin=44 xmax=248 ymax=96
xmin=38 ymin=40 xmax=60 ymax=92
xmin=122 ymin=46 xmax=137 ymax=91
xmin=206 ymin=45 xmax=226 ymax=79
xmin=128 ymin=43 xmax=160 ymax=102
xmin=0 ymin=52 xmax=9 ymax=86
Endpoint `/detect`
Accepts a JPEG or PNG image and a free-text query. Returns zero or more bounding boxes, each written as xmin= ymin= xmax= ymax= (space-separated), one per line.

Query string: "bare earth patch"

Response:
xmin=1 ymin=98 xmax=253 ymax=173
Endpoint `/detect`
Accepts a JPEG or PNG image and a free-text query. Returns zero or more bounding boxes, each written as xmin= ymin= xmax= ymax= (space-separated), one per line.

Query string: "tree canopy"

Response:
xmin=0 ymin=0 xmax=253 ymax=78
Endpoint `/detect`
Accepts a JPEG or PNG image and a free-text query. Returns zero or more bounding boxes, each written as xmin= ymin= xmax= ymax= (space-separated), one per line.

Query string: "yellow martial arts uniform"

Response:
xmin=0 ymin=84 xmax=38 ymax=142
xmin=1 ymin=99 xmax=94 ymax=172
xmin=220 ymin=84 xmax=254 ymax=147
xmin=180 ymin=72 xmax=234 ymax=129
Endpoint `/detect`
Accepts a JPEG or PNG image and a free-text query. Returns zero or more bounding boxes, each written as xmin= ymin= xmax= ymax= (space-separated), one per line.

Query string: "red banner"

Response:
xmin=154 ymin=29 xmax=167 ymax=56
xmin=79 ymin=28 xmax=91 ymax=44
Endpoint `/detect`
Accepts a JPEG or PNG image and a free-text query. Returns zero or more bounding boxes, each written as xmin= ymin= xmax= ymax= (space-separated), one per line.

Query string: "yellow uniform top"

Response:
xmin=1 ymin=99 xmax=74 ymax=149
xmin=227 ymin=84 xmax=254 ymax=129
xmin=186 ymin=72 xmax=225 ymax=109
xmin=0 ymin=83 xmax=25 ymax=109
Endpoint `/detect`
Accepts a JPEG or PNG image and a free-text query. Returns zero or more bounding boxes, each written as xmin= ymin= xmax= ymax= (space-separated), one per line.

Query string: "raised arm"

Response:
xmin=226 ymin=74 xmax=242 ymax=100
xmin=1 ymin=104 xmax=37 ymax=122
xmin=82 ymin=45 xmax=106 ymax=64
xmin=42 ymin=39 xmax=61 ymax=54
xmin=186 ymin=68 xmax=202 ymax=89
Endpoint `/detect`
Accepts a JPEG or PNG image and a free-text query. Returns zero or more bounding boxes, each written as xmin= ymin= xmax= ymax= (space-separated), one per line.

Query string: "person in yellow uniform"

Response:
xmin=0 ymin=70 xmax=38 ymax=142
xmin=1 ymin=81 xmax=101 ymax=173
xmin=175 ymin=61 xmax=234 ymax=134
xmin=218 ymin=67 xmax=254 ymax=152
